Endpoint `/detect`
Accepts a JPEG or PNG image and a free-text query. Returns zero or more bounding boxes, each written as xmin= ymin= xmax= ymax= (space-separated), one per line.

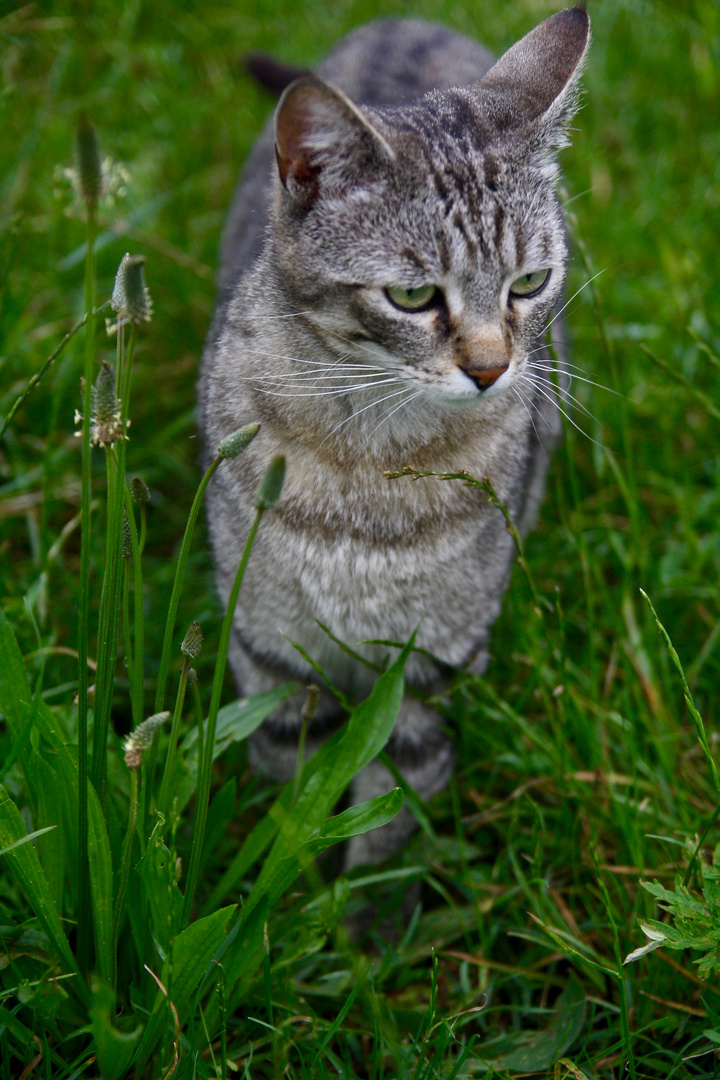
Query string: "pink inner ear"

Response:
xmin=275 ymin=86 xmax=320 ymax=189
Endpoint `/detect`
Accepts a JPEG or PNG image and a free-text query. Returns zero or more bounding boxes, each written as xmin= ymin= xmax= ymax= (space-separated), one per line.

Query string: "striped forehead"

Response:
xmin=427 ymin=159 xmax=560 ymax=280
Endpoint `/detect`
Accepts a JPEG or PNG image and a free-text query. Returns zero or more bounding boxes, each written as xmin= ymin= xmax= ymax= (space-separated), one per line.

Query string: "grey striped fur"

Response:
xmin=199 ymin=8 xmax=590 ymax=865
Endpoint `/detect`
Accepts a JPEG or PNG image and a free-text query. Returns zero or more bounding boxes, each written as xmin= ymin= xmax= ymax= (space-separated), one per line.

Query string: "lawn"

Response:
xmin=1 ymin=0 xmax=720 ymax=1076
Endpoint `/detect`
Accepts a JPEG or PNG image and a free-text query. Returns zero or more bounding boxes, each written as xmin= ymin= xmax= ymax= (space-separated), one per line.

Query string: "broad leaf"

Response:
xmin=132 ymin=904 xmax=236 ymax=1073
xmin=89 ymin=980 xmax=143 ymax=1080
xmin=137 ymin=820 xmax=183 ymax=957
xmin=0 ymin=785 xmax=85 ymax=1003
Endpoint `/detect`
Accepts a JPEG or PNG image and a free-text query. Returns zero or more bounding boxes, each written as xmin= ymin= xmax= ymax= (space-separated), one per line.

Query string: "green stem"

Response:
xmin=594 ymin=853 xmax=637 ymax=1080
xmin=194 ymin=681 xmax=205 ymax=786
xmin=139 ymin=501 xmax=147 ymax=556
xmin=0 ymin=301 xmax=109 ymax=439
xmin=292 ymin=684 xmax=319 ymax=808
xmin=154 ymin=453 xmax=224 ymax=713
xmin=641 ymin=343 xmax=720 ymax=423
xmin=122 ymin=555 xmax=134 ymax=704
xmin=91 ymin=443 xmax=122 ymax=802
xmin=143 ymin=453 xmax=224 ymax=824
xmin=385 ymin=466 xmax=545 ymax=609
xmin=640 ymin=588 xmax=720 ymax=797
xmin=123 ymin=485 xmax=145 ymax=730
xmin=111 ymin=766 xmax=139 ymax=991
xmin=181 ymin=508 xmax=264 ymax=925
xmin=76 ymin=200 xmax=96 ymax=979
xmin=91 ymin=326 xmax=137 ymax=803
xmin=158 ymin=658 xmax=191 ymax=820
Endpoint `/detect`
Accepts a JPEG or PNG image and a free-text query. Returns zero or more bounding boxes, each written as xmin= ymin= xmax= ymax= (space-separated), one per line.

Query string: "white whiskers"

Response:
xmin=319 ymin=385 xmax=415 ymax=447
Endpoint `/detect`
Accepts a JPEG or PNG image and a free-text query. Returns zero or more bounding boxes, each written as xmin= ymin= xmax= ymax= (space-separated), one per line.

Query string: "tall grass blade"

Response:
xmin=0 ymin=785 xmax=84 ymax=1000
xmin=76 ymin=187 xmax=97 ymax=978
xmin=180 ymin=507 xmax=264 ymax=924
xmin=87 ymin=787 xmax=115 ymax=986
xmin=640 ymin=588 xmax=720 ymax=797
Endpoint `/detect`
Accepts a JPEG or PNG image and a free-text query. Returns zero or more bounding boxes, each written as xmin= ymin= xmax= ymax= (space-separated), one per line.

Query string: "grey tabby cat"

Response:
xmin=199 ymin=7 xmax=590 ymax=865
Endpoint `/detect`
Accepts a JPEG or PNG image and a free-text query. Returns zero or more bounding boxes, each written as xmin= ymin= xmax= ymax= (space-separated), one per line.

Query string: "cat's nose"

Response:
xmin=455 ymin=326 xmax=510 ymax=390
xmin=461 ymin=364 xmax=509 ymax=390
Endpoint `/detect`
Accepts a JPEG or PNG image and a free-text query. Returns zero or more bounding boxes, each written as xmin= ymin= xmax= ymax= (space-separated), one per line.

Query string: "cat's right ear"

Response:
xmin=480 ymin=6 xmax=590 ymax=149
xmin=274 ymin=76 xmax=395 ymax=204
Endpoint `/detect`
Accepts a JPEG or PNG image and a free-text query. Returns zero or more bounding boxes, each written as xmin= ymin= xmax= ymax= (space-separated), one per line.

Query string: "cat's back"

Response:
xmin=311 ymin=20 xmax=494 ymax=106
xmin=218 ymin=20 xmax=495 ymax=294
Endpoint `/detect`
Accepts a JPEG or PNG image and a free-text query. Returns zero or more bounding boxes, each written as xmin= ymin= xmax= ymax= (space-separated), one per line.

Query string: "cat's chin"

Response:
xmin=423 ymin=379 xmax=513 ymax=409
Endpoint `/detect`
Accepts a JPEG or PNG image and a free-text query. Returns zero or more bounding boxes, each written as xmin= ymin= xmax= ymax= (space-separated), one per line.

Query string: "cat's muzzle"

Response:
xmin=461 ymin=364 xmax=509 ymax=391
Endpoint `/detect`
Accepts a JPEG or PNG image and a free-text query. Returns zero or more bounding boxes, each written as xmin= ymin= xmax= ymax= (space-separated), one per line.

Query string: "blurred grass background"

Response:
xmin=2 ymin=0 xmax=720 ymax=1075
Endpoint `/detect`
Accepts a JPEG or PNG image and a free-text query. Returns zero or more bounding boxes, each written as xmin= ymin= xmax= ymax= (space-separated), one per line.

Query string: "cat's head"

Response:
xmin=269 ymin=7 xmax=590 ymax=406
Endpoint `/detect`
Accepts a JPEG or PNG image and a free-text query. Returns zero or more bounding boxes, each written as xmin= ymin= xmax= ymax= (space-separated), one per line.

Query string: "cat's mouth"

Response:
xmin=460 ymin=364 xmax=509 ymax=392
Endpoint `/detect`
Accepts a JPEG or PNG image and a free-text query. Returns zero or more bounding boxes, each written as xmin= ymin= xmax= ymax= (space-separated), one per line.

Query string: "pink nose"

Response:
xmin=462 ymin=364 xmax=509 ymax=390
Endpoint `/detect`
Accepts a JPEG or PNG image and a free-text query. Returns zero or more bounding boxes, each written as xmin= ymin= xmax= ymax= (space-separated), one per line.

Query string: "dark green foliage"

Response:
xmin=2 ymin=0 xmax=720 ymax=1077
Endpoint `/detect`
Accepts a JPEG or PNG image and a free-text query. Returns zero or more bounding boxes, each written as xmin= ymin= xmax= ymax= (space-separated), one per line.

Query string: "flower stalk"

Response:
xmin=181 ymin=455 xmax=285 ymax=925
xmin=76 ymin=112 xmax=100 ymax=978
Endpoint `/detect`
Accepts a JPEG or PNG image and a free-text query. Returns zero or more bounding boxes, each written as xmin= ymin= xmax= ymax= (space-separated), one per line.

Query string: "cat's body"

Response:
xmin=199 ymin=8 xmax=589 ymax=863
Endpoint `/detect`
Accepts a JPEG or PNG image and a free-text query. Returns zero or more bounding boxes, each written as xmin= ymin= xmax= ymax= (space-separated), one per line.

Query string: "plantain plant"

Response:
xmin=0 ymin=116 xmax=404 ymax=1078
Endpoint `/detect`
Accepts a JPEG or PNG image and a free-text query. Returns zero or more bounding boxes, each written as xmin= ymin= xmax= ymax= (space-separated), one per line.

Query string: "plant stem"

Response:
xmin=0 ymin=301 xmax=109 ymax=438
xmin=143 ymin=452 xmax=224 ymax=827
xmin=292 ymin=684 xmax=319 ymax=808
xmin=76 ymin=200 xmax=96 ymax=979
xmin=594 ymin=853 xmax=637 ymax=1080
xmin=158 ymin=657 xmax=191 ymax=820
xmin=640 ymin=588 xmax=720 ymax=797
xmin=91 ymin=326 xmax=137 ymax=803
xmin=122 ymin=555 xmax=134 ymax=703
xmin=112 ymin=766 xmax=139 ymax=991
xmin=123 ymin=485 xmax=145 ymax=729
xmin=181 ymin=508 xmax=264 ymax=925
xmin=90 ymin=442 xmax=122 ymax=803
xmin=384 ymin=466 xmax=545 ymax=609
xmin=154 ymin=453 xmax=224 ymax=714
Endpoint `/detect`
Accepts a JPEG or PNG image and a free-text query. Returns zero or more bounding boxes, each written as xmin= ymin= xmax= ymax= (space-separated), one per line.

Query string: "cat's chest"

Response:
xmin=237 ymin=440 xmax=519 ymax=676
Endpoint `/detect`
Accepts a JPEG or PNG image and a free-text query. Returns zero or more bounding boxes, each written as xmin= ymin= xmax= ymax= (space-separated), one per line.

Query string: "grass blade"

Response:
xmin=0 ymin=784 xmax=84 ymax=999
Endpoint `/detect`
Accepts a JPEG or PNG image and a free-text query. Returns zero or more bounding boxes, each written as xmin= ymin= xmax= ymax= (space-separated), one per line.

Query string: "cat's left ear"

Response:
xmin=480 ymin=6 xmax=590 ymax=148
xmin=274 ymin=76 xmax=395 ymax=204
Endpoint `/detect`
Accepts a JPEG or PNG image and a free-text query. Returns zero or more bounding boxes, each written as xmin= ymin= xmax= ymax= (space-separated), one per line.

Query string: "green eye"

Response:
xmin=385 ymin=284 xmax=438 ymax=311
xmin=509 ymin=269 xmax=551 ymax=298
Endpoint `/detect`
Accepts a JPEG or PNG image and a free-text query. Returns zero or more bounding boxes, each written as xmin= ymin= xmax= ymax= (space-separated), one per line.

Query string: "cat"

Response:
xmin=199 ymin=7 xmax=590 ymax=866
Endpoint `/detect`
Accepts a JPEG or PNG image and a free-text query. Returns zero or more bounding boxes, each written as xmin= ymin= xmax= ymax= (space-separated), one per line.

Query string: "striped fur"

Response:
xmin=199 ymin=9 xmax=590 ymax=865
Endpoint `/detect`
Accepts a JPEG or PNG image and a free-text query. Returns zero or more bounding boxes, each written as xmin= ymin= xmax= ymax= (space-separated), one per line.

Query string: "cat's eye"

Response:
xmin=384 ymin=284 xmax=438 ymax=311
xmin=509 ymin=269 xmax=551 ymax=298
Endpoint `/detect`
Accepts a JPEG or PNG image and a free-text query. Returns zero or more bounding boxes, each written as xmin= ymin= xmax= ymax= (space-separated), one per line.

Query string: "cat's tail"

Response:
xmin=244 ymin=53 xmax=310 ymax=96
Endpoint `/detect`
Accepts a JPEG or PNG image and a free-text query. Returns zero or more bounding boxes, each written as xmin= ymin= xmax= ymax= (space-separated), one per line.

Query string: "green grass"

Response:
xmin=2 ymin=0 xmax=720 ymax=1076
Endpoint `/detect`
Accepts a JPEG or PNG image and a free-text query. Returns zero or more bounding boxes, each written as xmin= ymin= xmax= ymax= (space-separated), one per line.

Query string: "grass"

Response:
xmin=1 ymin=0 xmax=720 ymax=1076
